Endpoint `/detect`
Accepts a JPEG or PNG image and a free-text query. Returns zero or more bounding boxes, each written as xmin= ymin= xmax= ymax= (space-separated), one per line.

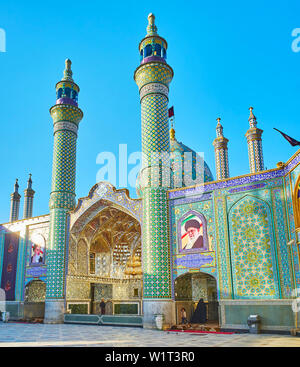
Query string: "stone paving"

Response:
xmin=0 ymin=323 xmax=300 ymax=347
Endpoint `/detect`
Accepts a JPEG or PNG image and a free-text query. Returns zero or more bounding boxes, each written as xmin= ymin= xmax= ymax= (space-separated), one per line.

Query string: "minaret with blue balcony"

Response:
xmin=44 ymin=59 xmax=83 ymax=323
xmin=134 ymin=14 xmax=175 ymax=328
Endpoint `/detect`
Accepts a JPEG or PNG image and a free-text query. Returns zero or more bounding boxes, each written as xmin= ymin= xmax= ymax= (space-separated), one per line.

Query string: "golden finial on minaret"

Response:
xmin=249 ymin=106 xmax=256 ymax=121
xmin=147 ymin=13 xmax=158 ymax=35
xmin=148 ymin=13 xmax=155 ymax=24
xmin=170 ymin=121 xmax=175 ymax=140
xmin=62 ymin=58 xmax=73 ymax=81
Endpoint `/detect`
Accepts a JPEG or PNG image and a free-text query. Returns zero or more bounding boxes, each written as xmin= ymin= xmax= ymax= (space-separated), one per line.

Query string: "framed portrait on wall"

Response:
xmin=178 ymin=211 xmax=209 ymax=253
xmin=30 ymin=233 xmax=45 ymax=265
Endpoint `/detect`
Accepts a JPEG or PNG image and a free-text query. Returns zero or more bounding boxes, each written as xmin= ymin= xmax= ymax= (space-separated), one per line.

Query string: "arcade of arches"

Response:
xmin=66 ymin=205 xmax=143 ymax=315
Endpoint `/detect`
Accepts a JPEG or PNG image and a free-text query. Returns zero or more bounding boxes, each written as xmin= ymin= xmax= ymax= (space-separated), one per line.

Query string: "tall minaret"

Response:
xmin=134 ymin=14 xmax=175 ymax=328
xmin=245 ymin=107 xmax=264 ymax=173
xmin=9 ymin=179 xmax=21 ymax=222
xmin=44 ymin=59 xmax=83 ymax=323
xmin=23 ymin=174 xmax=35 ymax=219
xmin=213 ymin=118 xmax=230 ymax=180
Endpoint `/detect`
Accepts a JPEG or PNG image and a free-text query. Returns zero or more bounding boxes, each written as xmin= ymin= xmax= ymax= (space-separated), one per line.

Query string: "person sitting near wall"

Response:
xmin=100 ymin=299 xmax=106 ymax=315
xmin=180 ymin=307 xmax=188 ymax=324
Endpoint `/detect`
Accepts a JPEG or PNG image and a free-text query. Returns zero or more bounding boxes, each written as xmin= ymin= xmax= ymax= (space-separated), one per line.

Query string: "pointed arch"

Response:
xmin=227 ymin=194 xmax=279 ymax=299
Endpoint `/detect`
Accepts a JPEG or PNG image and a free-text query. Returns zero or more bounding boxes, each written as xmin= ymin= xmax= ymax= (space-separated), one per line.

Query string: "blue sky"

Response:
xmin=0 ymin=0 xmax=299 ymax=222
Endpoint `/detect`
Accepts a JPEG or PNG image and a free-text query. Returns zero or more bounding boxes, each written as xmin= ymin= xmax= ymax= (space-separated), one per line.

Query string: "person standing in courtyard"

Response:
xmin=100 ymin=298 xmax=106 ymax=315
xmin=180 ymin=307 xmax=188 ymax=324
xmin=191 ymin=298 xmax=207 ymax=324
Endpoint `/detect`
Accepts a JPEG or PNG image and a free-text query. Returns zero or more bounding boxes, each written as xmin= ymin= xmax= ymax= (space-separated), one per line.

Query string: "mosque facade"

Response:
xmin=1 ymin=14 xmax=300 ymax=332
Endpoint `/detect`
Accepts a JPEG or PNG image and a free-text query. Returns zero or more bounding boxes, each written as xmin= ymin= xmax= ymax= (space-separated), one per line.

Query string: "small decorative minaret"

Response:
xmin=213 ymin=118 xmax=229 ymax=180
xmin=9 ymin=179 xmax=21 ymax=222
xmin=44 ymin=59 xmax=83 ymax=323
xmin=246 ymin=107 xmax=264 ymax=173
xmin=134 ymin=14 xmax=174 ymax=328
xmin=23 ymin=174 xmax=35 ymax=219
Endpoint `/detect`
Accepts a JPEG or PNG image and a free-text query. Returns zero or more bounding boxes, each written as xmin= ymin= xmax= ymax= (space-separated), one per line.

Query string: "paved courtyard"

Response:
xmin=0 ymin=323 xmax=299 ymax=347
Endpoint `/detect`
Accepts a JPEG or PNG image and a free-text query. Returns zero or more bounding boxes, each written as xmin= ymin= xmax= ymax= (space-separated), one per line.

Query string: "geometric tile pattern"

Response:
xmin=51 ymin=130 xmax=77 ymax=195
xmin=46 ymin=73 xmax=83 ymax=300
xmin=50 ymin=104 xmax=83 ymax=125
xmin=141 ymin=93 xmax=169 ymax=167
xmin=142 ymin=187 xmax=171 ymax=298
xmin=46 ymin=209 xmax=68 ymax=299
xmin=213 ymin=135 xmax=229 ymax=180
xmin=135 ymin=42 xmax=173 ymax=299
xmin=228 ymin=197 xmax=279 ymax=299
xmin=246 ymin=129 xmax=264 ymax=173
xmin=272 ymin=188 xmax=293 ymax=297
xmin=135 ymin=63 xmax=173 ymax=90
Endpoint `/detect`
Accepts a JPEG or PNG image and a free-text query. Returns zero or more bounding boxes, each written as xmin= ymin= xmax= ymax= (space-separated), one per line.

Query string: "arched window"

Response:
xmin=154 ymin=43 xmax=161 ymax=57
xmin=57 ymin=88 xmax=63 ymax=99
xmin=64 ymin=87 xmax=71 ymax=98
xmin=71 ymin=90 xmax=78 ymax=102
xmin=163 ymin=48 xmax=167 ymax=59
xmin=89 ymin=252 xmax=95 ymax=274
xmin=144 ymin=44 xmax=152 ymax=58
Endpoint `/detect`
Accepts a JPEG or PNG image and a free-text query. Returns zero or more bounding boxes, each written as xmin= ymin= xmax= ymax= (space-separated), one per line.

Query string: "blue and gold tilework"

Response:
xmin=135 ymin=63 xmax=173 ymax=90
xmin=135 ymin=15 xmax=173 ymax=300
xmin=45 ymin=60 xmax=83 ymax=301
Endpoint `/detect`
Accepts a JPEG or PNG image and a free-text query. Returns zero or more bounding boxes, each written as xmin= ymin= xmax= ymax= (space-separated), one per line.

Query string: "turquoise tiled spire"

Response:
xmin=44 ymin=59 xmax=83 ymax=323
xmin=134 ymin=14 xmax=174 ymax=327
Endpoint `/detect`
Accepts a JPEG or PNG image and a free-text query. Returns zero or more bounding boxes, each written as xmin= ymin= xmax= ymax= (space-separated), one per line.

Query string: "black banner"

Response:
xmin=1 ymin=231 xmax=20 ymax=301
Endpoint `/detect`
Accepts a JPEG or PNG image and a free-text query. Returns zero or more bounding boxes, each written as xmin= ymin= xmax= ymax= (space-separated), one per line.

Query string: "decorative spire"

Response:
xmin=23 ymin=174 xmax=35 ymax=219
xmin=170 ymin=121 xmax=175 ymax=140
xmin=146 ymin=13 xmax=158 ymax=36
xmin=55 ymin=59 xmax=79 ymax=107
xmin=213 ymin=117 xmax=230 ymax=180
xmin=248 ymin=106 xmax=257 ymax=128
xmin=62 ymin=58 xmax=73 ymax=82
xmin=216 ymin=117 xmax=223 ymax=137
xmin=246 ymin=107 xmax=264 ymax=173
xmin=27 ymin=173 xmax=32 ymax=189
xmin=10 ymin=178 xmax=21 ymax=222
xmin=14 ymin=178 xmax=19 ymax=193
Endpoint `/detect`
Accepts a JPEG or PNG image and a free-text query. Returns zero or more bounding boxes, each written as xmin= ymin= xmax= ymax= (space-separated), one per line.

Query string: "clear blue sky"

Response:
xmin=0 ymin=0 xmax=299 ymax=223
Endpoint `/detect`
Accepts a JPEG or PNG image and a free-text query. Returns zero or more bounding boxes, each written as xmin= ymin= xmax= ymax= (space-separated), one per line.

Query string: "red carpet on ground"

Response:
xmin=166 ymin=329 xmax=235 ymax=335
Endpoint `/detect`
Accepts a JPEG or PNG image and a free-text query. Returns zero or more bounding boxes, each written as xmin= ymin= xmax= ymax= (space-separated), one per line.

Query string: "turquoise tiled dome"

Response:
xmin=170 ymin=137 xmax=214 ymax=187
xmin=136 ymin=135 xmax=214 ymax=197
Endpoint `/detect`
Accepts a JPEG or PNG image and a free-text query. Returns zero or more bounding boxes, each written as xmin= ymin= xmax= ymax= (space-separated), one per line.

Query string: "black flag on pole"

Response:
xmin=168 ymin=106 xmax=174 ymax=118
xmin=274 ymin=128 xmax=300 ymax=147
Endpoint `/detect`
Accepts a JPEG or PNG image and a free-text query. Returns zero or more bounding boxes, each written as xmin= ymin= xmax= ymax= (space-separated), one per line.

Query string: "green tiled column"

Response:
xmin=44 ymin=60 xmax=83 ymax=323
xmin=134 ymin=14 xmax=175 ymax=327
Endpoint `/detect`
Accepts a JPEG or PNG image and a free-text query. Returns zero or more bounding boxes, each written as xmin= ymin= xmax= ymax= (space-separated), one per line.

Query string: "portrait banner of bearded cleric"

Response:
xmin=180 ymin=214 xmax=208 ymax=252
